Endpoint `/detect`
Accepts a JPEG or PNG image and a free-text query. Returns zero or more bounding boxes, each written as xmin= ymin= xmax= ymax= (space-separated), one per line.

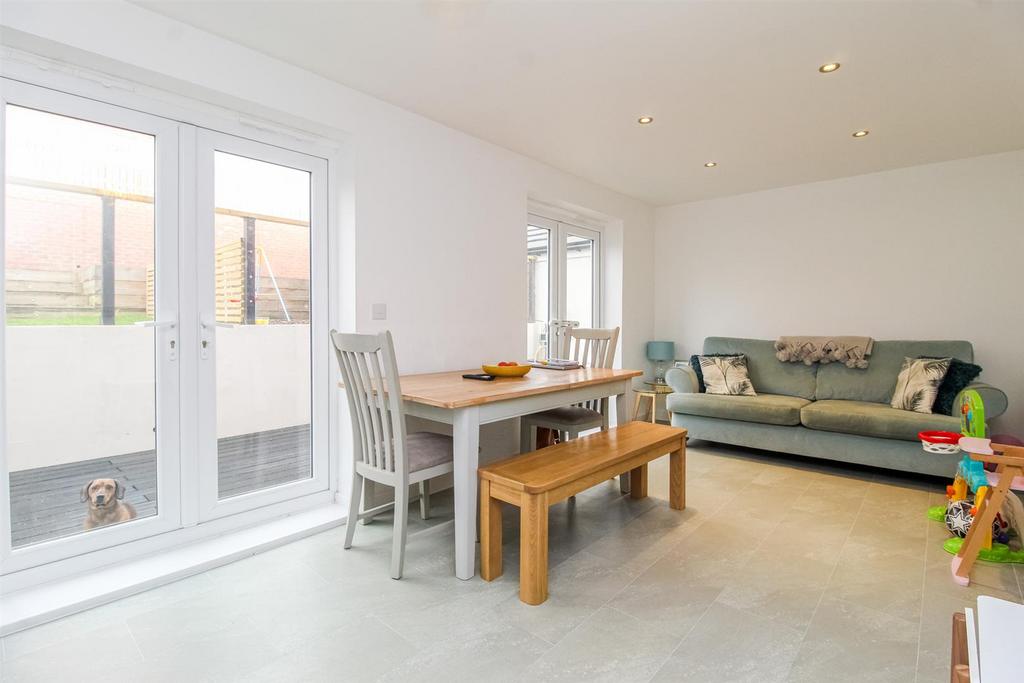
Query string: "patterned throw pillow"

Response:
xmin=688 ymin=353 xmax=736 ymax=393
xmin=918 ymin=357 xmax=982 ymax=416
xmin=890 ymin=357 xmax=952 ymax=413
xmin=698 ymin=355 xmax=756 ymax=396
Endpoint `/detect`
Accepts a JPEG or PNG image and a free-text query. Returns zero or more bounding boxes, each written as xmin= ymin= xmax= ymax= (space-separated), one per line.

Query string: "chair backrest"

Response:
xmin=560 ymin=326 xmax=620 ymax=415
xmin=331 ymin=330 xmax=409 ymax=478
xmin=559 ymin=327 xmax=620 ymax=369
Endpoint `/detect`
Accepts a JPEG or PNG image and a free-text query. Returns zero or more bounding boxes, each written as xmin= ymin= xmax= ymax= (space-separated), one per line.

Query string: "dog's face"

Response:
xmin=81 ymin=478 xmax=125 ymax=508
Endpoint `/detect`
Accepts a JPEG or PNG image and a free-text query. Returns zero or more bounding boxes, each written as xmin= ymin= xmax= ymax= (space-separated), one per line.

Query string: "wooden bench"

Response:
xmin=478 ymin=421 xmax=687 ymax=605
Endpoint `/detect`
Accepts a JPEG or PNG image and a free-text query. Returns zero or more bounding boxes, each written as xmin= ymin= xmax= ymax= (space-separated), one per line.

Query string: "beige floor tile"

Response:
xmin=652 ymin=603 xmax=803 ymax=682
xmin=787 ymin=597 xmax=919 ymax=682
xmin=378 ymin=611 xmax=551 ymax=683
xmin=0 ymin=622 xmax=143 ymax=683
xmin=716 ymin=548 xmax=835 ymax=631
xmin=606 ymin=562 xmax=726 ymax=639
xmin=492 ymin=550 xmax=640 ymax=645
xmin=827 ymin=538 xmax=925 ymax=622
xmin=246 ymin=614 xmax=417 ymax=682
xmin=524 ymin=606 xmax=682 ymax=682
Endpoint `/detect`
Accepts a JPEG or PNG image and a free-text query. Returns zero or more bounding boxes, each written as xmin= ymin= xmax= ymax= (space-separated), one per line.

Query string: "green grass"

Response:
xmin=6 ymin=312 xmax=151 ymax=326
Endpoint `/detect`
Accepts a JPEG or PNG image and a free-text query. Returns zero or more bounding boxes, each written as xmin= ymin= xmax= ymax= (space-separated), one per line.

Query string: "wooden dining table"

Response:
xmin=399 ymin=366 xmax=642 ymax=580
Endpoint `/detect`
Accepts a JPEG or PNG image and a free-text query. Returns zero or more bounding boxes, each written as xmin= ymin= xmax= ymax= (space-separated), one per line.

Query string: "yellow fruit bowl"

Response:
xmin=482 ymin=364 xmax=531 ymax=378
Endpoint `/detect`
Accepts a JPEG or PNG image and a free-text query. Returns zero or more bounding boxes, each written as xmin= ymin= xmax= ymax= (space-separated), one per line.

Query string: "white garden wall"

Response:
xmin=5 ymin=325 xmax=311 ymax=471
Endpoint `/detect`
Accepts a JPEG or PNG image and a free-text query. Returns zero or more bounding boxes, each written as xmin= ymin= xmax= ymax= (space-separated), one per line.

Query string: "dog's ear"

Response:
xmin=81 ymin=480 xmax=94 ymax=503
xmin=115 ymin=480 xmax=126 ymax=500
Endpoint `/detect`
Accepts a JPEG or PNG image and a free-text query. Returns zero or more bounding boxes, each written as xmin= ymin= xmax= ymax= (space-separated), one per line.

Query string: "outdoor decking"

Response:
xmin=9 ymin=424 xmax=310 ymax=548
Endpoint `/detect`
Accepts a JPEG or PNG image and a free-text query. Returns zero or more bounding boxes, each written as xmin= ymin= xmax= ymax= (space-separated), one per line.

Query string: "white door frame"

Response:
xmin=194 ymin=129 xmax=330 ymax=522
xmin=0 ymin=79 xmax=183 ymax=573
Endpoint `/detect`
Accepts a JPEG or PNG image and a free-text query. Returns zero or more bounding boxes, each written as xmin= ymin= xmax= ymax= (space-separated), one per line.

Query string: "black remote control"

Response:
xmin=462 ymin=373 xmax=495 ymax=381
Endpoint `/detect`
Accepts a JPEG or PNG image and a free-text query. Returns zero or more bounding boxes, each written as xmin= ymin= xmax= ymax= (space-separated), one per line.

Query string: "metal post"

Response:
xmin=101 ymin=196 xmax=116 ymax=325
xmin=243 ymin=216 xmax=256 ymax=325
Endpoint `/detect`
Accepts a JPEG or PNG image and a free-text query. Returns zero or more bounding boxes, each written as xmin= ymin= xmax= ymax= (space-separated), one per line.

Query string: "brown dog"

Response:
xmin=81 ymin=478 xmax=137 ymax=530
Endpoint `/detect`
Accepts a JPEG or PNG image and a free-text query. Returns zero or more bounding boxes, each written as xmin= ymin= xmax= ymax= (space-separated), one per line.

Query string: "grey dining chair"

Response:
xmin=519 ymin=326 xmax=621 ymax=452
xmin=331 ymin=330 xmax=454 ymax=579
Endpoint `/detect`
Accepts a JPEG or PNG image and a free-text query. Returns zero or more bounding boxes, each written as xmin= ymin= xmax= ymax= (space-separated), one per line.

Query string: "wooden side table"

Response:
xmin=633 ymin=380 xmax=673 ymax=423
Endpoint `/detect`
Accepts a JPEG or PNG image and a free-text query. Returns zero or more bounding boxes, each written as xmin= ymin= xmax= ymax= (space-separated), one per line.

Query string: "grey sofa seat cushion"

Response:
xmin=815 ymin=340 xmax=974 ymax=407
xmin=704 ymin=337 xmax=817 ymax=400
xmin=800 ymin=400 xmax=960 ymax=442
xmin=666 ymin=392 xmax=810 ymax=426
xmin=406 ymin=432 xmax=455 ymax=472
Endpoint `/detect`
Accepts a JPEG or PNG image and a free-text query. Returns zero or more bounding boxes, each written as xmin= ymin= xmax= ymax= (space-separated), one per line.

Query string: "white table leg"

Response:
xmin=453 ymin=406 xmax=480 ymax=580
xmin=616 ymin=388 xmax=631 ymax=494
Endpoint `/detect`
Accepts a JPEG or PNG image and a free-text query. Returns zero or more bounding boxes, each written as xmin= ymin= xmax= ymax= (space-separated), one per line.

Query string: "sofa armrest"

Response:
xmin=953 ymin=382 xmax=1008 ymax=421
xmin=666 ymin=365 xmax=698 ymax=394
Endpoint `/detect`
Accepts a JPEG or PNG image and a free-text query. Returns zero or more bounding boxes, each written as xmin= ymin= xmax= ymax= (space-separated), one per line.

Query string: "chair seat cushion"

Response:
xmin=528 ymin=406 xmax=604 ymax=427
xmin=800 ymin=399 xmax=960 ymax=441
xmin=666 ymin=393 xmax=809 ymax=426
xmin=406 ymin=432 xmax=454 ymax=472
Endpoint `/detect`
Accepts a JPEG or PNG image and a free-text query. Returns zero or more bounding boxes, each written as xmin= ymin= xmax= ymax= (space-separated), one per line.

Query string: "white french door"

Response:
xmin=194 ymin=130 xmax=329 ymax=521
xmin=0 ymin=79 xmax=331 ymax=575
xmin=526 ymin=214 xmax=601 ymax=360
xmin=0 ymin=80 xmax=182 ymax=571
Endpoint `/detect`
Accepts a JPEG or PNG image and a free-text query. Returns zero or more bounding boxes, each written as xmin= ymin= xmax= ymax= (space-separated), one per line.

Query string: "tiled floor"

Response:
xmin=2 ymin=442 xmax=1022 ymax=682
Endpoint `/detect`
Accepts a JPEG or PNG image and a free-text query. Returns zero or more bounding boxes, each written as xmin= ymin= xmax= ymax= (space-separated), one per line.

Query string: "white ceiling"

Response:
xmin=136 ymin=1 xmax=1024 ymax=206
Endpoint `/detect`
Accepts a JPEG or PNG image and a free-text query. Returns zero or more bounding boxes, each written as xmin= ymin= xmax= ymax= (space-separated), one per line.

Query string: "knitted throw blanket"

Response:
xmin=774 ymin=336 xmax=874 ymax=369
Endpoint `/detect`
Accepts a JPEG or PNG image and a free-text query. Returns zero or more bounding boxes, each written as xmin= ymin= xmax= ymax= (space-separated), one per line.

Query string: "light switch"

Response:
xmin=372 ymin=303 xmax=387 ymax=320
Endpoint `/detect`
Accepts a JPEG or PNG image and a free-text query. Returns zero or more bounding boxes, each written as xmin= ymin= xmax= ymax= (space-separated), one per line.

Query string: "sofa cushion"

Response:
xmin=800 ymin=399 xmax=961 ymax=442
xmin=703 ymin=337 xmax=817 ymax=400
xmin=814 ymin=340 xmax=974 ymax=407
xmin=890 ymin=357 xmax=951 ymax=413
xmin=666 ymin=392 xmax=810 ymax=426
xmin=929 ymin=358 xmax=983 ymax=416
xmin=698 ymin=355 xmax=756 ymax=396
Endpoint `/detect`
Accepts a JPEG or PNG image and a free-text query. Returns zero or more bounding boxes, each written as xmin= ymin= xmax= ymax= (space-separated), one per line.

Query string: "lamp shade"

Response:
xmin=646 ymin=341 xmax=676 ymax=362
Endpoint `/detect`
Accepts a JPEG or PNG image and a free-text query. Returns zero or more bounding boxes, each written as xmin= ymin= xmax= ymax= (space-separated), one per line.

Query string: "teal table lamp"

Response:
xmin=646 ymin=341 xmax=676 ymax=384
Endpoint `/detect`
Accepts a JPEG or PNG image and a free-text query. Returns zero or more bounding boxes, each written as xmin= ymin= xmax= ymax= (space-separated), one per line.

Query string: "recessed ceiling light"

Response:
xmin=637 ymin=116 xmax=654 ymax=125
xmin=704 ymin=161 xmax=717 ymax=168
xmin=852 ymin=129 xmax=870 ymax=138
xmin=819 ymin=62 xmax=841 ymax=73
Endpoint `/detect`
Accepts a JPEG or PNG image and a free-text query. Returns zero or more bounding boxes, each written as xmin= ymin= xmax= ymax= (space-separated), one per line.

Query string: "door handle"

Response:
xmin=199 ymin=316 xmax=235 ymax=359
xmin=200 ymin=317 xmax=235 ymax=330
xmin=135 ymin=320 xmax=178 ymax=360
xmin=135 ymin=320 xmax=177 ymax=329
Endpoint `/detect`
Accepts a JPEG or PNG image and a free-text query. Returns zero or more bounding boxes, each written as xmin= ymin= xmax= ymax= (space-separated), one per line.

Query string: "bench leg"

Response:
xmin=630 ymin=464 xmax=648 ymax=499
xmin=480 ymin=480 xmax=503 ymax=581
xmin=520 ymin=492 xmax=549 ymax=605
xmin=670 ymin=442 xmax=686 ymax=510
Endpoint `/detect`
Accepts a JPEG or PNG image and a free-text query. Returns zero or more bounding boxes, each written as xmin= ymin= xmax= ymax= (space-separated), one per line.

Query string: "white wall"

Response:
xmin=654 ymin=150 xmax=1024 ymax=430
xmin=0 ymin=2 xmax=655 ymax=467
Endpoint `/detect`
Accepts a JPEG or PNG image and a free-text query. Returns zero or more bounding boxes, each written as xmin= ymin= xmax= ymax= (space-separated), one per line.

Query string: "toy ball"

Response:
xmin=944 ymin=499 xmax=1001 ymax=539
xmin=945 ymin=500 xmax=974 ymax=538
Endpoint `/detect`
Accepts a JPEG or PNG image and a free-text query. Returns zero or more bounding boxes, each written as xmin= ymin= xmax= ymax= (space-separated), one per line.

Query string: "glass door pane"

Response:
xmin=210 ymin=151 xmax=312 ymax=500
xmin=4 ymin=105 xmax=160 ymax=547
xmin=526 ymin=224 xmax=550 ymax=359
xmin=564 ymin=232 xmax=595 ymax=329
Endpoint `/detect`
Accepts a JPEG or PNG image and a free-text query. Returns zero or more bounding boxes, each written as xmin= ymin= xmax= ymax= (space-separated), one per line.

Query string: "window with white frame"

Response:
xmin=526 ymin=214 xmax=601 ymax=360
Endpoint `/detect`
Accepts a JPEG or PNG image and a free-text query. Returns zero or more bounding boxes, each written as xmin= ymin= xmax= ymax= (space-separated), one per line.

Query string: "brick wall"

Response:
xmin=6 ymin=184 xmax=310 ymax=281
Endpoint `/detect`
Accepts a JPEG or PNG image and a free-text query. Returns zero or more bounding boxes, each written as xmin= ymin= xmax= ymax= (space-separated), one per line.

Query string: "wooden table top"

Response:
xmin=398 ymin=367 xmax=643 ymax=409
xmin=479 ymin=421 xmax=686 ymax=494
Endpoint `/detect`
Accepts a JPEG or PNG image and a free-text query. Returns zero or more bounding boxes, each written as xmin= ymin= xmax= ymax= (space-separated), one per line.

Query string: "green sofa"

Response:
xmin=665 ymin=337 xmax=1008 ymax=478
